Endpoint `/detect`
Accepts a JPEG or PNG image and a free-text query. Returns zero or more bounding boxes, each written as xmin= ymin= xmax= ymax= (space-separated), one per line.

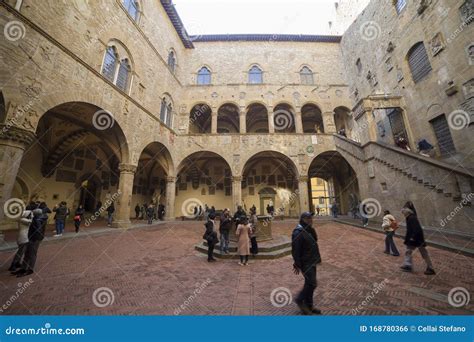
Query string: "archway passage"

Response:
xmin=302 ymin=103 xmax=324 ymax=133
xmin=176 ymin=151 xmax=232 ymax=217
xmin=308 ymin=151 xmax=359 ymax=216
xmin=16 ymin=101 xmax=128 ymax=218
xmin=273 ymin=103 xmax=296 ymax=133
xmin=242 ymin=151 xmax=299 ymax=216
xmin=189 ymin=103 xmax=212 ymax=134
xmin=134 ymin=142 xmax=174 ymax=219
xmin=246 ymin=103 xmax=268 ymax=133
xmin=217 ymin=103 xmax=239 ymax=133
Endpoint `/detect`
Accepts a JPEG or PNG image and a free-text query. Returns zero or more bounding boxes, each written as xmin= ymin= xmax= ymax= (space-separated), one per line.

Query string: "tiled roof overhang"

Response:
xmin=160 ymin=0 xmax=195 ymax=49
xmin=193 ymin=34 xmax=342 ymax=43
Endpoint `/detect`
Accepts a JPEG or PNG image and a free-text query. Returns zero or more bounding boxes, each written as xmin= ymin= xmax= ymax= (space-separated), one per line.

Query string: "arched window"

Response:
xmin=101 ymin=46 xmax=118 ymax=82
xmin=116 ymin=59 xmax=131 ymax=91
xmin=197 ymin=67 xmax=211 ymax=85
xmin=101 ymin=41 xmax=133 ymax=92
xmin=407 ymin=42 xmax=432 ymax=83
xmin=160 ymin=96 xmax=173 ymax=128
xmin=122 ymin=0 xmax=140 ymax=21
xmin=300 ymin=66 xmax=314 ymax=85
xmin=248 ymin=65 xmax=263 ymax=84
xmin=168 ymin=50 xmax=176 ymax=73
xmin=394 ymin=0 xmax=406 ymax=14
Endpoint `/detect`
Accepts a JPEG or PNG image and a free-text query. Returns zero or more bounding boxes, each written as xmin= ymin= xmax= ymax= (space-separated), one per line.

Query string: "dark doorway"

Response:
xmin=80 ymin=179 xmax=99 ymax=212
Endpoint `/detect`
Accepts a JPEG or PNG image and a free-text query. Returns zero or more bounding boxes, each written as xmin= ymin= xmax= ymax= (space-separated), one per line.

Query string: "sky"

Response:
xmin=172 ymin=0 xmax=338 ymax=35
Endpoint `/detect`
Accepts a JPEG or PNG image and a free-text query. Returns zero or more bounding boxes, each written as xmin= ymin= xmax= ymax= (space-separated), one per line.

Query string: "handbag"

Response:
xmin=74 ymin=215 xmax=81 ymax=221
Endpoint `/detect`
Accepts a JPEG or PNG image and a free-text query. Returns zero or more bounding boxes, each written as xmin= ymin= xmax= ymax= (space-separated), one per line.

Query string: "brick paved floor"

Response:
xmin=0 ymin=220 xmax=472 ymax=315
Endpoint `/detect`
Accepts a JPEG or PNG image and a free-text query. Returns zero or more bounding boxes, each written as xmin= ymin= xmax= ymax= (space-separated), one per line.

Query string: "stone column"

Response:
xmin=298 ymin=176 xmax=310 ymax=213
xmin=322 ymin=111 xmax=336 ymax=133
xmin=232 ymin=176 xmax=242 ymax=212
xmin=268 ymin=107 xmax=275 ymax=133
xmin=295 ymin=110 xmax=303 ymax=133
xmin=211 ymin=111 xmax=217 ymax=134
xmin=112 ymin=163 xmax=137 ymax=228
xmin=165 ymin=176 xmax=176 ymax=220
xmin=239 ymin=112 xmax=246 ymax=134
xmin=0 ymin=125 xmax=35 ymax=242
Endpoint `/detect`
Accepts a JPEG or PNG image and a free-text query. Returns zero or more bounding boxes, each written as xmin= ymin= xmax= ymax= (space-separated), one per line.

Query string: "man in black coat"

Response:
xmin=219 ymin=208 xmax=232 ymax=254
xmin=292 ymin=212 xmax=322 ymax=315
xmin=400 ymin=207 xmax=435 ymax=275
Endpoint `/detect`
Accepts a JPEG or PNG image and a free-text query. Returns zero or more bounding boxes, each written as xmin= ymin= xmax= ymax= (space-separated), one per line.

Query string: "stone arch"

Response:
xmin=246 ymin=102 xmax=269 ymax=133
xmin=301 ymin=103 xmax=324 ymax=133
xmin=217 ymin=102 xmax=240 ymax=133
xmin=175 ymin=150 xmax=234 ymax=216
xmin=308 ymin=150 xmax=360 ymax=215
xmin=273 ymin=102 xmax=296 ymax=133
xmin=241 ymin=150 xmax=300 ymax=216
xmin=189 ymin=103 xmax=212 ymax=134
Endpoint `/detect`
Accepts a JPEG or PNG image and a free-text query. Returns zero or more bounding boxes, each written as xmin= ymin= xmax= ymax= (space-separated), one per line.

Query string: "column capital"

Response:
xmin=232 ymin=176 xmax=242 ymax=182
xmin=299 ymin=176 xmax=309 ymax=183
xmin=166 ymin=176 xmax=176 ymax=183
xmin=0 ymin=125 xmax=36 ymax=147
xmin=118 ymin=163 xmax=137 ymax=174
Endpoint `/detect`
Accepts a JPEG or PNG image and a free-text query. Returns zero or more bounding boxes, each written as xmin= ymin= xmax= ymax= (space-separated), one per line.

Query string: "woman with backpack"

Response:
xmin=74 ymin=204 xmax=85 ymax=233
xmin=381 ymin=210 xmax=400 ymax=256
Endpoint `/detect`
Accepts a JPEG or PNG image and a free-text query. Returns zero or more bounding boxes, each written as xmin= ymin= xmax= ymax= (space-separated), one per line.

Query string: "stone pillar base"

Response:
xmin=111 ymin=220 xmax=132 ymax=229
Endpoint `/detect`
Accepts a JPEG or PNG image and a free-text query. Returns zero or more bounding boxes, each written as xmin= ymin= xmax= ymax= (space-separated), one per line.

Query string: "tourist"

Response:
xmin=203 ymin=213 xmax=218 ymax=262
xmin=146 ymin=204 xmax=154 ymax=224
xmin=106 ymin=202 xmax=115 ymax=226
xmin=361 ymin=202 xmax=369 ymax=227
xmin=403 ymin=200 xmax=418 ymax=217
xmin=95 ymin=201 xmax=102 ymax=218
xmin=236 ymin=216 xmax=251 ymax=266
xmin=250 ymin=204 xmax=256 ymax=214
xmin=14 ymin=204 xmax=48 ymax=277
xmin=292 ymin=212 xmax=322 ymax=315
xmin=141 ymin=203 xmax=147 ymax=220
xmin=381 ymin=210 xmax=399 ymax=256
xmin=198 ymin=205 xmax=203 ymax=220
xmin=204 ymin=204 xmax=209 ymax=222
xmin=315 ymin=204 xmax=320 ymax=216
xmin=53 ymin=201 xmax=69 ymax=237
xmin=219 ymin=208 xmax=232 ymax=254
xmin=331 ymin=201 xmax=338 ymax=218
xmin=158 ymin=204 xmax=165 ymax=220
xmin=400 ymin=207 xmax=435 ymax=275
xmin=134 ymin=204 xmax=140 ymax=219
xmin=249 ymin=207 xmax=259 ymax=256
xmin=395 ymin=136 xmax=410 ymax=151
xmin=74 ymin=204 xmax=85 ymax=233
xmin=233 ymin=205 xmax=247 ymax=225
xmin=266 ymin=204 xmax=271 ymax=215
xmin=9 ymin=202 xmax=35 ymax=273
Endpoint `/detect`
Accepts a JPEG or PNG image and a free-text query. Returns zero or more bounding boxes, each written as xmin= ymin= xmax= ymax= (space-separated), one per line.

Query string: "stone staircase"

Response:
xmin=195 ymin=235 xmax=292 ymax=259
xmin=334 ymin=135 xmax=473 ymax=233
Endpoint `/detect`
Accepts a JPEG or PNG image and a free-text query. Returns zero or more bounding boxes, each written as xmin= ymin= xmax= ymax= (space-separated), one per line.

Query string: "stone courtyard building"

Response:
xmin=0 ymin=0 xmax=472 ymax=242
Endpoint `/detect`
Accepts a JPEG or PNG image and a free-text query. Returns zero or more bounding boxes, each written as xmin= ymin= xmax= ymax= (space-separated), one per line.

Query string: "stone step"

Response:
xmin=194 ymin=243 xmax=292 ymax=260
